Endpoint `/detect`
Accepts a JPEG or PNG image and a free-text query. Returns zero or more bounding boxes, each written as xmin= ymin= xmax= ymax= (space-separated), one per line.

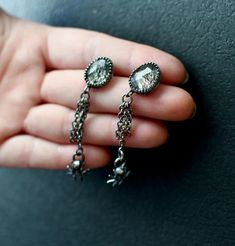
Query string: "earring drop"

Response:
xmin=67 ymin=57 xmax=113 ymax=180
xmin=107 ymin=62 xmax=161 ymax=186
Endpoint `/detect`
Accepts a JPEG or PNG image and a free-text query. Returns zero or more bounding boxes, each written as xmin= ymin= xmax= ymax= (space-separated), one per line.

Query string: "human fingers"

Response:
xmin=44 ymin=27 xmax=188 ymax=85
xmin=0 ymin=135 xmax=110 ymax=169
xmin=23 ymin=104 xmax=168 ymax=148
xmin=41 ymin=70 xmax=195 ymax=121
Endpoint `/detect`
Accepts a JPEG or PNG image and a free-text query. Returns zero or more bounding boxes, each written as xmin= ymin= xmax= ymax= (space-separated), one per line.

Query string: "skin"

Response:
xmin=0 ymin=9 xmax=196 ymax=170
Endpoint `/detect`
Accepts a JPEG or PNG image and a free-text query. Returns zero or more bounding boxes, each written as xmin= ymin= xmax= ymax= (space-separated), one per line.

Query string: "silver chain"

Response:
xmin=70 ymin=86 xmax=90 ymax=145
xmin=107 ymin=90 xmax=133 ymax=186
xmin=67 ymin=86 xmax=91 ymax=180
xmin=115 ymin=90 xmax=133 ymax=149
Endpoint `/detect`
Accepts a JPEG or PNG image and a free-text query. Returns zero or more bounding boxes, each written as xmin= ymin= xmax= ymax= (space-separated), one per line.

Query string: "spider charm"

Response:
xmin=67 ymin=160 xmax=90 ymax=181
xmin=107 ymin=162 xmax=131 ymax=187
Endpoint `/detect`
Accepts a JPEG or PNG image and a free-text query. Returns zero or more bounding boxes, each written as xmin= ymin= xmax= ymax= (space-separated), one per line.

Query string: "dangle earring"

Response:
xmin=67 ymin=57 xmax=113 ymax=181
xmin=107 ymin=62 xmax=161 ymax=186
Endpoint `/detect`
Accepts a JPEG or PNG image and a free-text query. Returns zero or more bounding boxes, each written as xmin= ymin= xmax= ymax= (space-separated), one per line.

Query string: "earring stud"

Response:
xmin=107 ymin=62 xmax=161 ymax=186
xmin=67 ymin=57 xmax=113 ymax=181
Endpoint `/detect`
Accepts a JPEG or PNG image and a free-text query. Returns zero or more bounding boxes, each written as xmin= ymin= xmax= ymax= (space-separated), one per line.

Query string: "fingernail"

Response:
xmin=182 ymin=72 xmax=189 ymax=84
xmin=190 ymin=103 xmax=197 ymax=119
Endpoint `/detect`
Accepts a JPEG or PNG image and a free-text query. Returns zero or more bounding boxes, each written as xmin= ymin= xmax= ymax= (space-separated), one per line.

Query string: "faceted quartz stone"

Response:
xmin=129 ymin=63 xmax=160 ymax=94
xmin=84 ymin=57 xmax=113 ymax=88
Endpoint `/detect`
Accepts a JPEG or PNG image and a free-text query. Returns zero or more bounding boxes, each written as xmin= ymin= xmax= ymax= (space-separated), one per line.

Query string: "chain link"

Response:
xmin=115 ymin=90 xmax=133 ymax=148
xmin=70 ymin=86 xmax=90 ymax=160
xmin=107 ymin=90 xmax=133 ymax=186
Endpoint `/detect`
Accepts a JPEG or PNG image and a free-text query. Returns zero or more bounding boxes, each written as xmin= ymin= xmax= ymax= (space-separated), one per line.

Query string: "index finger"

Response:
xmin=43 ymin=27 xmax=188 ymax=85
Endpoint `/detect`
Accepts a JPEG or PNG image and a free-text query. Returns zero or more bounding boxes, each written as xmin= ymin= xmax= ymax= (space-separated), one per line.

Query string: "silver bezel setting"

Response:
xmin=129 ymin=62 xmax=161 ymax=94
xmin=84 ymin=56 xmax=113 ymax=88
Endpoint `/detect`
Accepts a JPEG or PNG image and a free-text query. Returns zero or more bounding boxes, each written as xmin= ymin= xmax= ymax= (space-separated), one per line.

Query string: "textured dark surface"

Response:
xmin=0 ymin=0 xmax=235 ymax=245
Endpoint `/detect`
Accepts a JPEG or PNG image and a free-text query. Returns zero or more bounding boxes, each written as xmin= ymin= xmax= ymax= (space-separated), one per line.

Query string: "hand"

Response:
xmin=0 ymin=10 xmax=195 ymax=169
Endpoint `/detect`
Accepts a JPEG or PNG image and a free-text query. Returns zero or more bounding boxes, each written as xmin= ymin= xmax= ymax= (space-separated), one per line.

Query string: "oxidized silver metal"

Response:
xmin=68 ymin=57 xmax=113 ymax=181
xmin=107 ymin=62 xmax=160 ymax=186
xmin=107 ymin=148 xmax=131 ymax=186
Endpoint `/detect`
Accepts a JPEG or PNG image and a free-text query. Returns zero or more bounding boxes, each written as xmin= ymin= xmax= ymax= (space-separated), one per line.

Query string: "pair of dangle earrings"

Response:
xmin=67 ymin=57 xmax=161 ymax=187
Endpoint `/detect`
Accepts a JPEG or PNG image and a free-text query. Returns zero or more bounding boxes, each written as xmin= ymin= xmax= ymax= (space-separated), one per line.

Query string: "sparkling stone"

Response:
xmin=129 ymin=63 xmax=160 ymax=94
xmin=84 ymin=57 xmax=113 ymax=88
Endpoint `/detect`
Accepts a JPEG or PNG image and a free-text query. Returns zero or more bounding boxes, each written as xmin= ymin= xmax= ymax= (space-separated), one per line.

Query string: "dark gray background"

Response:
xmin=0 ymin=0 xmax=234 ymax=245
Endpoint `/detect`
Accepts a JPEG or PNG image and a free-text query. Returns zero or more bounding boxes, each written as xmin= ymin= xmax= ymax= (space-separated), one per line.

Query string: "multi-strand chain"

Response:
xmin=67 ymin=86 xmax=91 ymax=180
xmin=107 ymin=90 xmax=133 ymax=186
xmin=116 ymin=90 xmax=133 ymax=150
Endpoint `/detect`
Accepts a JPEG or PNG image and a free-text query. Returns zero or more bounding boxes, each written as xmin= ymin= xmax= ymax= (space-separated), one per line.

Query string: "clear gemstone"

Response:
xmin=129 ymin=63 xmax=160 ymax=94
xmin=84 ymin=57 xmax=112 ymax=88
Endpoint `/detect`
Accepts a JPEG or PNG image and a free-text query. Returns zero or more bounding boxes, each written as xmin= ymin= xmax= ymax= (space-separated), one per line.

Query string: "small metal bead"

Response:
xmin=115 ymin=167 xmax=124 ymax=175
xmin=72 ymin=160 xmax=81 ymax=169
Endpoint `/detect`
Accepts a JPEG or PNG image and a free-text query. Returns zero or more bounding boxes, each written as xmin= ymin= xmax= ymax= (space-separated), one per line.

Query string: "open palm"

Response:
xmin=0 ymin=11 xmax=195 ymax=169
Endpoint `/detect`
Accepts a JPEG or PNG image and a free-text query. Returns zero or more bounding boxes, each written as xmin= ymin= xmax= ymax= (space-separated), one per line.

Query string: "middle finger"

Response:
xmin=41 ymin=70 xmax=195 ymax=121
